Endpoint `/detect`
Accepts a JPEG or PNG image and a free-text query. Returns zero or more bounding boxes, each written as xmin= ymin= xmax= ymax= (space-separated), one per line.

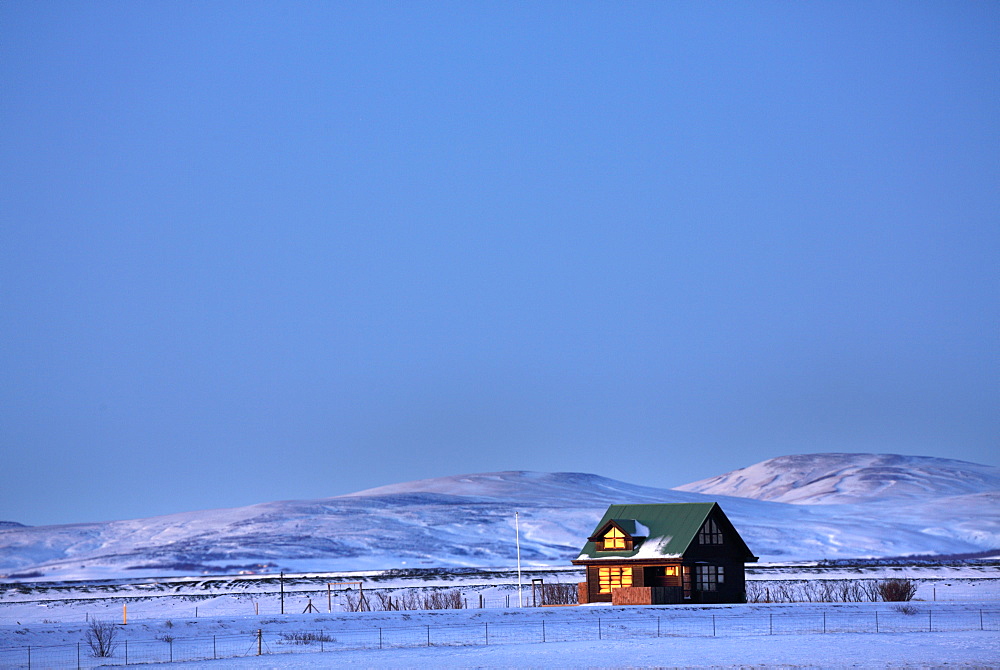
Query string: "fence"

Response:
xmin=2 ymin=607 xmax=997 ymax=669
xmin=0 ymin=586 xmax=552 ymax=623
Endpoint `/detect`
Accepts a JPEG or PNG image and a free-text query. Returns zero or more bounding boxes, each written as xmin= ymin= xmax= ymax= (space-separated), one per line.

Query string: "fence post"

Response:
xmin=823 ymin=611 xmax=826 ymax=634
xmin=27 ymin=645 xmax=30 ymax=670
xmin=657 ymin=616 xmax=660 ymax=638
xmin=257 ymin=629 xmax=262 ymax=655
xmin=875 ymin=610 xmax=879 ymax=633
xmin=769 ymin=613 xmax=773 ymax=635
xmin=542 ymin=619 xmax=546 ymax=643
xmin=77 ymin=641 xmax=80 ymax=670
xmin=427 ymin=625 xmax=431 ymax=647
xmin=125 ymin=638 xmax=128 ymax=665
xmin=485 ymin=622 xmax=489 ymax=645
xmin=598 ymin=617 xmax=602 ymax=640
xmin=712 ymin=614 xmax=716 ymax=637
xmin=169 ymin=638 xmax=173 ymax=662
xmin=214 ymin=635 xmax=217 ymax=659
xmin=928 ymin=610 xmax=932 ymax=632
xmin=379 ymin=627 xmax=383 ymax=650
xmin=981 ymin=610 xmax=984 ymax=631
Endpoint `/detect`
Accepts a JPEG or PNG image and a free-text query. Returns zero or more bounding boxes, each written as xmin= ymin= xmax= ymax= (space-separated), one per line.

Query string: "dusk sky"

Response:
xmin=2 ymin=3 xmax=998 ymax=526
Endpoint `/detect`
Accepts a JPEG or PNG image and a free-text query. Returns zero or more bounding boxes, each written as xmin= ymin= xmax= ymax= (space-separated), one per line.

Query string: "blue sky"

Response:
xmin=2 ymin=2 xmax=998 ymax=526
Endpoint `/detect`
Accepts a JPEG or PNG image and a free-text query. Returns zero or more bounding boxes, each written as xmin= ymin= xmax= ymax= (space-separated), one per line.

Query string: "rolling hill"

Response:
xmin=1 ymin=454 xmax=997 ymax=581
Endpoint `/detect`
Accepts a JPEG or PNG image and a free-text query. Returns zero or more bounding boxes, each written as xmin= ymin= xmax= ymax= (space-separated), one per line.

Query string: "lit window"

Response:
xmin=598 ymin=566 xmax=633 ymax=593
xmin=663 ymin=566 xmax=678 ymax=576
xmin=602 ymin=527 xmax=626 ymax=550
xmin=695 ymin=565 xmax=724 ymax=591
xmin=698 ymin=518 xmax=723 ymax=545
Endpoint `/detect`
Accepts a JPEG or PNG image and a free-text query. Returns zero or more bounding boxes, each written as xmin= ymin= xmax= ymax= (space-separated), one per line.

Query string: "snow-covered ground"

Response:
xmin=3 ymin=563 xmax=998 ymax=624
xmin=163 ymin=631 xmax=1000 ymax=669
xmin=1 ymin=600 xmax=998 ymax=668
xmin=2 ymin=564 xmax=999 ymax=668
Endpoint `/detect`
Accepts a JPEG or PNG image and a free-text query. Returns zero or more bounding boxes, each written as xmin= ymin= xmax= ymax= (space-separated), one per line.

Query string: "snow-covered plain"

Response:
xmin=2 ymin=599 xmax=999 ymax=669
xmin=2 ymin=562 xmax=1000 ymax=668
xmin=164 ymin=632 xmax=1000 ymax=669
xmin=2 ymin=453 xmax=999 ymax=581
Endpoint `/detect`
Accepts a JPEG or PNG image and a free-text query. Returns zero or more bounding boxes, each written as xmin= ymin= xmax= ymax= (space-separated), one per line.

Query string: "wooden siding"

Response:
xmin=610 ymin=586 xmax=684 ymax=605
xmin=611 ymin=586 xmax=651 ymax=606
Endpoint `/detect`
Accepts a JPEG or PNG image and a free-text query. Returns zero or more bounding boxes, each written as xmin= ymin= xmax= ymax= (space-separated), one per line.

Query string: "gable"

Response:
xmin=588 ymin=518 xmax=650 ymax=541
xmin=575 ymin=502 xmax=756 ymax=562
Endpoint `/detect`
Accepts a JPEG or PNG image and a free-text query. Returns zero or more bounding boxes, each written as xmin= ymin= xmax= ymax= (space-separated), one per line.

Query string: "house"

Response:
xmin=572 ymin=502 xmax=758 ymax=605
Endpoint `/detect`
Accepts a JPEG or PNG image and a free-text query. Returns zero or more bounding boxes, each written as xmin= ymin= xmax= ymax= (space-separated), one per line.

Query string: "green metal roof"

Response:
xmin=575 ymin=502 xmax=754 ymax=561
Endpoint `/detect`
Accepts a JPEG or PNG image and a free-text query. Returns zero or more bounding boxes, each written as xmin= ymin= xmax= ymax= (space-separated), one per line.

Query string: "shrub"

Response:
xmin=84 ymin=620 xmax=119 ymax=658
xmin=879 ymin=578 xmax=917 ymax=602
xmin=744 ymin=581 xmax=765 ymax=603
xmin=861 ymin=580 xmax=882 ymax=602
xmin=365 ymin=588 xmax=466 ymax=611
xmin=893 ymin=604 xmax=919 ymax=615
xmin=537 ymin=583 xmax=577 ymax=606
xmin=281 ymin=631 xmax=335 ymax=645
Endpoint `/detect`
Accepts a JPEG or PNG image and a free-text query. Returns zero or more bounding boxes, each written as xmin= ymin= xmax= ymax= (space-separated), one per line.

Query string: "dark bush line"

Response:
xmin=747 ymin=578 xmax=918 ymax=603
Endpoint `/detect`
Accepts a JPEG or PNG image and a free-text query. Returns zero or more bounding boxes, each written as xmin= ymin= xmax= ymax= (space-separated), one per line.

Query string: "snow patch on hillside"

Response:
xmin=674 ymin=453 xmax=1000 ymax=505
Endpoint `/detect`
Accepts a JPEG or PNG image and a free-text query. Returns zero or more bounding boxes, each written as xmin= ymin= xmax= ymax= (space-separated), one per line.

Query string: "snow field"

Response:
xmin=162 ymin=631 xmax=1000 ymax=669
xmin=2 ymin=565 xmax=999 ymax=667
xmin=2 ymin=600 xmax=999 ymax=668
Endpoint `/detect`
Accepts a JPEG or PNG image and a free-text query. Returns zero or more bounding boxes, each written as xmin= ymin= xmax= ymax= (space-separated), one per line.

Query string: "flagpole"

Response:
xmin=515 ymin=511 xmax=523 ymax=607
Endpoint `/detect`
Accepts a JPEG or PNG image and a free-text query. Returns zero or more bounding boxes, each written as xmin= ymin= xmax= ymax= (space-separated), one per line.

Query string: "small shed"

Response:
xmin=572 ymin=502 xmax=758 ymax=605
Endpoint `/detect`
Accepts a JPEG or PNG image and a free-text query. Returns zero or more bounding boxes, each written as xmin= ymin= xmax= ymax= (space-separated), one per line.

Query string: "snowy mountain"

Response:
xmin=1 ymin=454 xmax=998 ymax=581
xmin=674 ymin=453 xmax=1000 ymax=505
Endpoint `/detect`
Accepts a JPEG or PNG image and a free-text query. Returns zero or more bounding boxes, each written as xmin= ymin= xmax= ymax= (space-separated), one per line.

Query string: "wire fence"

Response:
xmin=2 ymin=606 xmax=997 ymax=669
xmin=0 ymin=587 xmax=540 ymax=623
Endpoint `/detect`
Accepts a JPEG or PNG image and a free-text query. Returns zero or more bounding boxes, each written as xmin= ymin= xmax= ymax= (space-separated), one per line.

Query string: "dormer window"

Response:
xmin=603 ymin=526 xmax=626 ymax=550
xmin=698 ymin=518 xmax=723 ymax=545
xmin=591 ymin=519 xmax=646 ymax=551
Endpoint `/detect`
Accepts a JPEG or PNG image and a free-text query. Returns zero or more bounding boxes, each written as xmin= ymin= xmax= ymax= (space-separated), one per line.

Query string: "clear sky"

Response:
xmin=2 ymin=2 xmax=997 ymax=526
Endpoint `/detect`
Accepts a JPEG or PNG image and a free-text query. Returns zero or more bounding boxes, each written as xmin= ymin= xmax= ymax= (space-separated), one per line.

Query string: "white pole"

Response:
xmin=515 ymin=511 xmax=523 ymax=607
